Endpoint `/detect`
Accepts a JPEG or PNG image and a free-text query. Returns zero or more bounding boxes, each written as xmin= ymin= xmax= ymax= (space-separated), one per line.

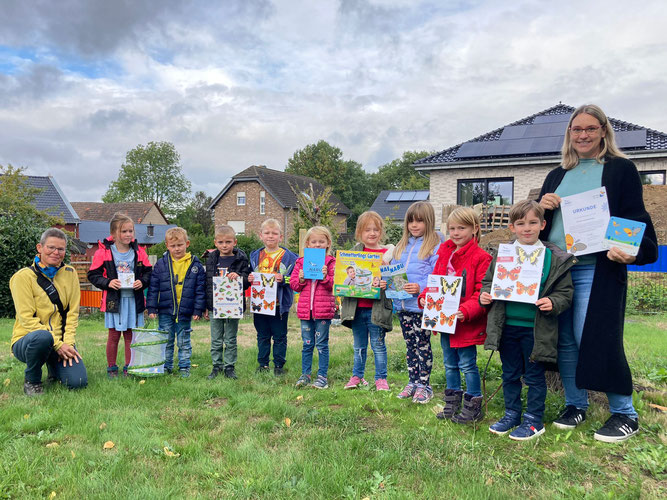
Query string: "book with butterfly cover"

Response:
xmin=212 ymin=275 xmax=243 ymax=319
xmin=421 ymin=274 xmax=462 ymax=334
xmin=560 ymin=187 xmax=610 ymax=256
xmin=490 ymin=243 xmax=545 ymax=304
xmin=303 ymin=248 xmax=326 ymax=280
xmin=250 ymin=272 xmax=278 ymax=316
xmin=333 ymin=250 xmax=382 ymax=299
xmin=601 ymin=216 xmax=646 ymax=257
xmin=380 ymin=263 xmax=412 ymax=299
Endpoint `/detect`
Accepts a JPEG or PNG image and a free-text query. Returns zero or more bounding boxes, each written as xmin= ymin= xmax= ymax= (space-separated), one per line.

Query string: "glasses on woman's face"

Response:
xmin=45 ymin=245 xmax=66 ymax=254
xmin=570 ymin=125 xmax=603 ymax=136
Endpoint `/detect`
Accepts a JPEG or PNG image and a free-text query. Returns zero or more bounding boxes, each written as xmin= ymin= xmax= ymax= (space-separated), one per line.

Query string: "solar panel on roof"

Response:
xmin=386 ymin=192 xmax=402 ymax=201
xmin=533 ymin=114 xmax=571 ymax=124
xmin=414 ymin=191 xmax=429 ymax=201
xmin=616 ymin=129 xmax=647 ymax=149
xmin=499 ymin=125 xmax=528 ymax=140
xmin=399 ymin=191 xmax=416 ymax=201
xmin=455 ymin=142 xmax=485 ymax=158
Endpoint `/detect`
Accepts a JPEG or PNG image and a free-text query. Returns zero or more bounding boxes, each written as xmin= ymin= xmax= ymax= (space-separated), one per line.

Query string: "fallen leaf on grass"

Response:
xmin=3 ymin=378 xmax=9 ymax=386
xmin=284 ymin=418 xmax=291 ymax=428
xmin=49 ymin=492 xmax=56 ymax=499
xmin=46 ymin=442 xmax=59 ymax=448
xmin=99 ymin=422 xmax=107 ymax=430
xmin=138 ymin=380 xmax=146 ymax=385
xmin=296 ymin=395 xmax=303 ymax=401
xmin=191 ymin=364 xmax=199 ymax=368
xmin=103 ymin=441 xmax=115 ymax=450
xmin=648 ymin=403 xmax=667 ymax=413
xmin=24 ymin=414 xmax=30 ymax=419
xmin=163 ymin=446 xmax=180 ymax=458
xmin=71 ymin=450 xmax=76 ymax=458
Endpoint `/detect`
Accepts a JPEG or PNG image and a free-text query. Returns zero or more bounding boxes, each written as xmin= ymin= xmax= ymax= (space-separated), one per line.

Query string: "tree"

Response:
xmin=103 ymin=141 xmax=191 ymax=217
xmin=368 ymin=151 xmax=433 ymax=200
xmin=173 ymin=191 xmax=214 ymax=237
xmin=287 ymin=183 xmax=344 ymax=253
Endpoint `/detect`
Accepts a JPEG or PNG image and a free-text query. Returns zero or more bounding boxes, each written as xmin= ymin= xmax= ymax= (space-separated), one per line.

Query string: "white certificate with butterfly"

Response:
xmin=490 ymin=243 xmax=545 ymax=304
xmin=421 ymin=275 xmax=462 ymax=334
xmin=560 ymin=187 xmax=610 ymax=256
xmin=212 ymin=276 xmax=243 ymax=319
xmin=250 ymin=273 xmax=278 ymax=316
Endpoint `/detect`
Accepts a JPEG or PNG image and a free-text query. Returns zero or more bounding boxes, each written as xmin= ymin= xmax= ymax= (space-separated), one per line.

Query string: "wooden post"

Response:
xmin=299 ymin=228 xmax=307 ymax=257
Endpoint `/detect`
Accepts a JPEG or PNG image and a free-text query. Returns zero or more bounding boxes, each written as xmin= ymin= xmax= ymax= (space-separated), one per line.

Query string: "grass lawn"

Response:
xmin=0 ymin=313 xmax=665 ymax=499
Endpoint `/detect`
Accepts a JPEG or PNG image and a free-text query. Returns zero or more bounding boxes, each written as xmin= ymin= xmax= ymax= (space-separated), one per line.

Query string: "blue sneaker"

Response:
xmin=489 ymin=410 xmax=521 ymax=435
xmin=509 ymin=414 xmax=545 ymax=441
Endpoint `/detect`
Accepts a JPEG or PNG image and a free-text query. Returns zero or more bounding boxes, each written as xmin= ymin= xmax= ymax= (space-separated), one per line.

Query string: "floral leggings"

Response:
xmin=398 ymin=311 xmax=433 ymax=386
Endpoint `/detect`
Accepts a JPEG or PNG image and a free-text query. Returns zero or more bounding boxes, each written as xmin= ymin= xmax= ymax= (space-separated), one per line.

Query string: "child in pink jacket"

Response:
xmin=290 ymin=226 xmax=336 ymax=389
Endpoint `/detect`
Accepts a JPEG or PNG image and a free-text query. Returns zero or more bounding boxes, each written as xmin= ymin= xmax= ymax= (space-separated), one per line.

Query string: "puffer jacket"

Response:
xmin=390 ymin=236 xmax=440 ymax=313
xmin=290 ymin=255 xmax=336 ymax=320
xmin=249 ymin=246 xmax=298 ymax=317
xmin=146 ymin=252 xmax=206 ymax=321
xmin=87 ymin=237 xmax=152 ymax=313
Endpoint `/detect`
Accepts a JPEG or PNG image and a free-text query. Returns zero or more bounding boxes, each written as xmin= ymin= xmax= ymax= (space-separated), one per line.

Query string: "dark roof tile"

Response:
xmin=71 ymin=202 xmax=168 ymax=224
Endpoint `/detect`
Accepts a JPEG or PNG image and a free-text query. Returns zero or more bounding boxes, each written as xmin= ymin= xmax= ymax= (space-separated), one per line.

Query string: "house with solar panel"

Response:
xmin=414 ymin=103 xmax=667 ymax=218
xmin=369 ymin=190 xmax=430 ymax=223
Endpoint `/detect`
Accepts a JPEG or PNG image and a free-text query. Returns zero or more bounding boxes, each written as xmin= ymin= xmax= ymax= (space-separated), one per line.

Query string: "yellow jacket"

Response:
xmin=10 ymin=265 xmax=80 ymax=350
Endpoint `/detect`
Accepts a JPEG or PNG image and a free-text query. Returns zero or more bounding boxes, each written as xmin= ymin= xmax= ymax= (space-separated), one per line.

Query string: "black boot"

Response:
xmin=436 ymin=389 xmax=463 ymax=420
xmin=451 ymin=393 xmax=484 ymax=424
xmin=207 ymin=366 xmax=222 ymax=380
xmin=224 ymin=366 xmax=238 ymax=380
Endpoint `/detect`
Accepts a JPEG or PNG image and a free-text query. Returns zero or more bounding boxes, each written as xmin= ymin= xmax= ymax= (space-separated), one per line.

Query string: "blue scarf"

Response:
xmin=34 ymin=256 xmax=60 ymax=279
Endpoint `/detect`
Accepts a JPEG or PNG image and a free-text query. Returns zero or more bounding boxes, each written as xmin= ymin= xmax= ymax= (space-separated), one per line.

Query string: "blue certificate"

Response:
xmin=303 ymin=248 xmax=326 ymax=280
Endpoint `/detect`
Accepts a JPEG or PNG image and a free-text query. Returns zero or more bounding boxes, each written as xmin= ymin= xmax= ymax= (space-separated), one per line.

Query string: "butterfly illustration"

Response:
xmin=565 ymin=234 xmax=587 ymax=254
xmin=441 ymin=277 xmax=462 ymax=296
xmin=251 ymin=302 xmax=262 ymax=312
xmin=423 ymin=317 xmax=437 ymax=328
xmin=261 ymin=274 xmax=276 ymax=287
xmin=516 ymin=281 xmax=538 ymax=296
xmin=493 ymin=284 xmax=514 ymax=298
xmin=496 ymin=264 xmax=521 ymax=281
xmin=252 ymin=288 xmax=265 ymax=299
xmin=263 ymin=300 xmax=275 ymax=310
xmin=439 ymin=312 xmax=456 ymax=327
xmin=612 ymin=220 xmax=620 ymax=227
xmin=516 ymin=246 xmax=544 ymax=265
xmin=623 ymin=227 xmax=641 ymax=237
xmin=426 ymin=295 xmax=445 ymax=310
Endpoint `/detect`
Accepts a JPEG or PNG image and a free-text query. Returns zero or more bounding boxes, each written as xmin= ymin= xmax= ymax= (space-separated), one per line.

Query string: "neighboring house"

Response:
xmin=208 ymin=165 xmax=351 ymax=242
xmin=369 ymin=190 xmax=430 ymax=223
xmin=414 ymin=103 xmax=667 ymax=223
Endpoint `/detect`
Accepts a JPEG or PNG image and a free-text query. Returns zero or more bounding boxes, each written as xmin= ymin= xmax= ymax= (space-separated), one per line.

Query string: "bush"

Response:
xmin=626 ymin=273 xmax=667 ymax=313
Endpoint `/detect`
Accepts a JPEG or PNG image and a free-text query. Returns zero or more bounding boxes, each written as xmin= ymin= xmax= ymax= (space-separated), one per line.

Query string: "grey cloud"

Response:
xmin=0 ymin=64 xmax=70 ymax=104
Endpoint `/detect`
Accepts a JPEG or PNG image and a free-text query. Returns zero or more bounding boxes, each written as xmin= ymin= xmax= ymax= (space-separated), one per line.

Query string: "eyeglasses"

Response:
xmin=45 ymin=245 xmax=66 ymax=254
xmin=570 ymin=126 xmax=603 ymax=136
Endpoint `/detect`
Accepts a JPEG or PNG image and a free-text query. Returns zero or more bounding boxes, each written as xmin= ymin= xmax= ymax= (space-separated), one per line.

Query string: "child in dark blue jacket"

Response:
xmin=147 ymin=227 xmax=206 ymax=378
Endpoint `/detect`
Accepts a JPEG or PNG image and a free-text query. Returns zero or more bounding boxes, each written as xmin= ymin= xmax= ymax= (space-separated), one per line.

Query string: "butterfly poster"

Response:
xmin=250 ymin=272 xmax=278 ymax=316
xmin=421 ymin=274 xmax=462 ymax=334
xmin=333 ymin=250 xmax=382 ymax=299
xmin=490 ymin=243 xmax=545 ymax=304
xmin=212 ymin=276 xmax=243 ymax=319
xmin=601 ymin=216 xmax=646 ymax=257
xmin=380 ymin=263 xmax=412 ymax=299
xmin=303 ymin=248 xmax=326 ymax=280
xmin=560 ymin=187 xmax=610 ymax=256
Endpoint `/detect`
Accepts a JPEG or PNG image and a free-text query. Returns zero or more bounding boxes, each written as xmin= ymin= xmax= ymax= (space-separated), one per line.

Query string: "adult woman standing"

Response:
xmin=538 ymin=104 xmax=657 ymax=442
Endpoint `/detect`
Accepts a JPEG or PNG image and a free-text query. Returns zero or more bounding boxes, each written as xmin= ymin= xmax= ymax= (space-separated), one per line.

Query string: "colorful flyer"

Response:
xmin=212 ymin=276 xmax=243 ymax=319
xmin=333 ymin=250 xmax=382 ymax=299
xmin=118 ymin=272 xmax=135 ymax=289
xmin=380 ymin=263 xmax=412 ymax=299
xmin=303 ymin=248 xmax=326 ymax=280
xmin=490 ymin=242 xmax=545 ymax=304
xmin=421 ymin=274 xmax=462 ymax=334
xmin=250 ymin=272 xmax=278 ymax=316
xmin=601 ymin=216 xmax=646 ymax=257
xmin=560 ymin=187 xmax=610 ymax=256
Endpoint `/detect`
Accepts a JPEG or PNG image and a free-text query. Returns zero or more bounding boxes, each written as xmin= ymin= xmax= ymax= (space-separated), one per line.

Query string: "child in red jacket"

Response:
xmin=290 ymin=226 xmax=336 ymax=389
xmin=419 ymin=207 xmax=492 ymax=423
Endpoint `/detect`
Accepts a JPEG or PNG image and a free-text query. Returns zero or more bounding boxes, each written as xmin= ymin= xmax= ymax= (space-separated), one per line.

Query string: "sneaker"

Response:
xmin=397 ymin=382 xmax=418 ymax=399
xmin=256 ymin=365 xmax=270 ymax=373
xmin=274 ymin=366 xmax=286 ymax=376
xmin=553 ymin=405 xmax=587 ymax=430
xmin=122 ymin=365 xmax=129 ymax=377
xmin=107 ymin=365 xmax=119 ymax=379
xmin=179 ymin=369 xmax=190 ymax=378
xmin=312 ymin=375 xmax=329 ymax=389
xmin=509 ymin=414 xmax=545 ymax=441
xmin=344 ymin=376 xmax=362 ymax=389
xmin=23 ymin=381 xmax=44 ymax=396
xmin=489 ymin=410 xmax=522 ymax=435
xmin=375 ymin=379 xmax=390 ymax=391
xmin=413 ymin=385 xmax=433 ymax=404
xmin=207 ymin=367 xmax=222 ymax=380
xmin=295 ymin=374 xmax=311 ymax=388
xmin=223 ymin=367 xmax=238 ymax=380
xmin=593 ymin=414 xmax=639 ymax=443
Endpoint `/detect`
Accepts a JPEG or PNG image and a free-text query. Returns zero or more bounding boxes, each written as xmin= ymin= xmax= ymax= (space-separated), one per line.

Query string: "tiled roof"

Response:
xmin=71 ymin=202 xmax=168 ymax=224
xmin=78 ymin=220 xmax=177 ymax=245
xmin=415 ymin=104 xmax=667 ymax=167
xmin=209 ymin=165 xmax=351 ymax=214
xmin=369 ymin=190 xmax=430 ymax=221
xmin=1 ymin=175 xmax=80 ymax=224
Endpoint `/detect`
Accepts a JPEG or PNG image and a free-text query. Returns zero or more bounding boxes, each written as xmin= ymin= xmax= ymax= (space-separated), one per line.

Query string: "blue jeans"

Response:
xmin=441 ymin=334 xmax=481 ymax=396
xmin=253 ymin=307 xmax=288 ymax=368
xmin=300 ymin=318 xmax=331 ymax=378
xmin=558 ymin=264 xmax=637 ymax=418
xmin=12 ymin=330 xmax=87 ymax=389
xmin=350 ymin=308 xmax=387 ymax=380
xmin=159 ymin=314 xmax=192 ymax=370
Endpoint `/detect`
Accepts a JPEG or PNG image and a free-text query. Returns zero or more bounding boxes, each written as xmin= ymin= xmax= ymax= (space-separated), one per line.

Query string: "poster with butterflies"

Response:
xmin=250 ymin=272 xmax=278 ymax=316
xmin=560 ymin=187 xmax=610 ymax=256
xmin=212 ymin=276 xmax=243 ymax=319
xmin=601 ymin=216 xmax=646 ymax=257
xmin=420 ymin=274 xmax=462 ymax=334
xmin=490 ymin=243 xmax=545 ymax=304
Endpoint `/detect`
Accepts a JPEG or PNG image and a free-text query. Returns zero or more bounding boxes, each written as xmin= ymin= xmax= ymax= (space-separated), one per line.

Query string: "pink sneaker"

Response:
xmin=344 ymin=376 xmax=369 ymax=389
xmin=375 ymin=378 xmax=390 ymax=391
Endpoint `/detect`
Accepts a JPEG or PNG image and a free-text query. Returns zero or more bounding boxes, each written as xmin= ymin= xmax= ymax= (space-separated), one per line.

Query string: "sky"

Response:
xmin=1 ymin=0 xmax=667 ymax=203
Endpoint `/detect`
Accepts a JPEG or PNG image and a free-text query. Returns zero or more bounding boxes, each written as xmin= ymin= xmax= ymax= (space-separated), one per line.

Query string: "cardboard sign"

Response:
xmin=421 ymin=274 xmax=462 ymax=334
xmin=490 ymin=243 xmax=545 ymax=304
xmin=250 ymin=272 xmax=278 ymax=316
xmin=212 ymin=275 xmax=243 ymax=319
xmin=333 ymin=250 xmax=382 ymax=299
xmin=380 ymin=263 xmax=412 ymax=299
xmin=303 ymin=248 xmax=326 ymax=280
xmin=601 ymin=216 xmax=646 ymax=257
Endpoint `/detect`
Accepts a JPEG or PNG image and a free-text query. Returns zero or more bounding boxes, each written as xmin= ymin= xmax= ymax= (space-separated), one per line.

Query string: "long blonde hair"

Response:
xmin=447 ymin=207 xmax=481 ymax=243
xmin=561 ymin=104 xmax=627 ymax=170
xmin=305 ymin=226 xmax=333 ymax=255
xmin=394 ymin=202 xmax=439 ymax=260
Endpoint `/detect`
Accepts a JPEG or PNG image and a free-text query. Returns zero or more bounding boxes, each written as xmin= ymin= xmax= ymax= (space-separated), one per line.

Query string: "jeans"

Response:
xmin=300 ymin=318 xmax=331 ymax=378
xmin=350 ymin=307 xmax=388 ymax=380
xmin=159 ymin=314 xmax=192 ymax=370
xmin=12 ymin=330 xmax=87 ymax=389
xmin=398 ymin=311 xmax=432 ymax=385
xmin=499 ymin=325 xmax=547 ymax=421
xmin=441 ymin=333 xmax=481 ymax=396
xmin=210 ymin=318 xmax=239 ymax=369
xmin=253 ymin=307 xmax=288 ymax=368
xmin=558 ymin=264 xmax=637 ymax=417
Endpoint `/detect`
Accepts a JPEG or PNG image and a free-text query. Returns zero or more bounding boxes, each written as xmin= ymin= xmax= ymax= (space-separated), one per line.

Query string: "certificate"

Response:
xmin=421 ymin=274 xmax=462 ymax=334
xmin=489 ymin=243 xmax=545 ymax=304
xmin=560 ymin=187 xmax=610 ymax=256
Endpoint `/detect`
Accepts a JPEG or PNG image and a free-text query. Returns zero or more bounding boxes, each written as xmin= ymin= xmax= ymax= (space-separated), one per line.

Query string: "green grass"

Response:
xmin=0 ymin=314 xmax=665 ymax=499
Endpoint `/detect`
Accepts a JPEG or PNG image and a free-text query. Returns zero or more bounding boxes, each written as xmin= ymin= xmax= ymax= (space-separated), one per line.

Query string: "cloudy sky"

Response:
xmin=1 ymin=0 xmax=666 ymax=203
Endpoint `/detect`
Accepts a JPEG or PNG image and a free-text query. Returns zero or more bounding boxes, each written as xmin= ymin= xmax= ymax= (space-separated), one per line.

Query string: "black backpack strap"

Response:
xmin=31 ymin=265 xmax=68 ymax=335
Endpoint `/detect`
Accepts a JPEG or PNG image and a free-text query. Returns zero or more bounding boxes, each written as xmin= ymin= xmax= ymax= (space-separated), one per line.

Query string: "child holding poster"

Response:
xmin=385 ymin=202 xmax=440 ymax=404
xmin=480 ymin=200 xmax=574 ymax=440
xmin=205 ymin=225 xmax=252 ymax=380
xmin=418 ymin=207 xmax=492 ymax=423
xmin=290 ymin=226 xmax=336 ymax=389
xmin=340 ymin=211 xmax=394 ymax=391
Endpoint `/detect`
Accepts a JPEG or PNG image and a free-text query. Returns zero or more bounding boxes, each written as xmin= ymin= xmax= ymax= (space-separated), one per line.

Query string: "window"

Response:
xmin=146 ymin=224 xmax=154 ymax=237
xmin=228 ymin=221 xmax=245 ymax=234
xmin=457 ymin=178 xmax=513 ymax=206
xmin=236 ymin=191 xmax=246 ymax=206
xmin=639 ymin=170 xmax=665 ymax=185
xmin=260 ymin=190 xmax=266 ymax=214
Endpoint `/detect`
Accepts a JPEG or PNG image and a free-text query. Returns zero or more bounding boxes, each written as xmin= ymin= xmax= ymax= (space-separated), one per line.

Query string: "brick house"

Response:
xmin=414 ymin=104 xmax=667 ymax=226
xmin=208 ymin=165 xmax=350 ymax=242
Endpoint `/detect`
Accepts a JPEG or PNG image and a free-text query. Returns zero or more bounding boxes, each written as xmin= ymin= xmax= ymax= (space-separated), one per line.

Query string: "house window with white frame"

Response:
xmin=457 ymin=178 xmax=513 ymax=206
xmin=237 ymin=191 xmax=246 ymax=206
xmin=260 ymin=190 xmax=266 ymax=214
xmin=639 ymin=170 xmax=665 ymax=185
